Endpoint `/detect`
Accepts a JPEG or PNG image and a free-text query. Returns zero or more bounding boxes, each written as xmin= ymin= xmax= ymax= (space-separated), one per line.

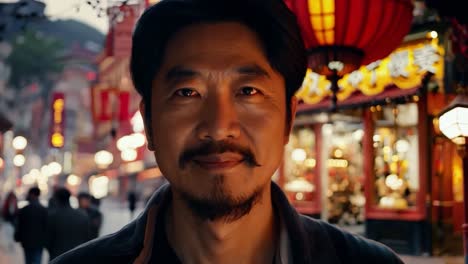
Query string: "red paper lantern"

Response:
xmin=285 ymin=0 xmax=414 ymax=109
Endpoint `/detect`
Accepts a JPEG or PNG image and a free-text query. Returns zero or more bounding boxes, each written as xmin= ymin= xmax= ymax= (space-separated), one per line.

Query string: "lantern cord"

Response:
xmin=329 ymin=70 xmax=340 ymax=113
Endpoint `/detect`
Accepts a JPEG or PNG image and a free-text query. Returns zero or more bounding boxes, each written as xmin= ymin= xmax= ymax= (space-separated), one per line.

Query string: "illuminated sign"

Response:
xmin=49 ymin=92 xmax=65 ymax=148
xmin=296 ymin=38 xmax=445 ymax=104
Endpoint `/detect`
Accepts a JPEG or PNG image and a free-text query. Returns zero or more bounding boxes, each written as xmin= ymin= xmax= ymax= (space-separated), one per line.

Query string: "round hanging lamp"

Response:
xmin=285 ymin=0 xmax=414 ymax=110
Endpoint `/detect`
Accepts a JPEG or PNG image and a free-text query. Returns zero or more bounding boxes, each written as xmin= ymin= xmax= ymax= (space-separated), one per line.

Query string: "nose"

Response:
xmin=196 ymin=95 xmax=241 ymax=141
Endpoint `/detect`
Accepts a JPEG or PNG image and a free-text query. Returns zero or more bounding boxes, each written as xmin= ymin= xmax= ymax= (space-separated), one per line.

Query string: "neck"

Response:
xmin=166 ymin=183 xmax=277 ymax=264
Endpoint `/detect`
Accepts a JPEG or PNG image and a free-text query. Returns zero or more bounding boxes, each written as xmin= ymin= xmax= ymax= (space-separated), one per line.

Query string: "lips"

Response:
xmin=193 ymin=153 xmax=244 ymax=170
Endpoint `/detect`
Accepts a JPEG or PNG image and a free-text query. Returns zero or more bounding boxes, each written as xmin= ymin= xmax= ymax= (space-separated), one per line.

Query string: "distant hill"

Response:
xmin=29 ymin=18 xmax=105 ymax=53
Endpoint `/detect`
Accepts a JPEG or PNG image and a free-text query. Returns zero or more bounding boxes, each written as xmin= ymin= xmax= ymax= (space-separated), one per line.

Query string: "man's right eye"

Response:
xmin=175 ymin=88 xmax=199 ymax=97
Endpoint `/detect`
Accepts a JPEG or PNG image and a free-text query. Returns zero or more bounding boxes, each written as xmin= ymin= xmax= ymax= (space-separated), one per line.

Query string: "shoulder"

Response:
xmin=17 ymin=205 xmax=27 ymax=213
xmin=89 ymin=207 xmax=102 ymax=216
xmin=73 ymin=207 xmax=90 ymax=218
xmin=51 ymin=184 xmax=171 ymax=263
xmin=299 ymin=215 xmax=404 ymax=264
xmin=31 ymin=203 xmax=47 ymax=211
xmin=49 ymin=240 xmax=136 ymax=264
xmin=50 ymin=221 xmax=140 ymax=264
xmin=26 ymin=204 xmax=47 ymax=215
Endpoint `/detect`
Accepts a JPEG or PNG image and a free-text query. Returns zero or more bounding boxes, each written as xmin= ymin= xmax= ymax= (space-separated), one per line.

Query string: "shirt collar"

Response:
xmin=274 ymin=205 xmax=292 ymax=264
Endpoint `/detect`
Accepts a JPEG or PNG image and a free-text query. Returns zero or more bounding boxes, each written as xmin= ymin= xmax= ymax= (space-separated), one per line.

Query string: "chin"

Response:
xmin=178 ymin=179 xmax=266 ymax=223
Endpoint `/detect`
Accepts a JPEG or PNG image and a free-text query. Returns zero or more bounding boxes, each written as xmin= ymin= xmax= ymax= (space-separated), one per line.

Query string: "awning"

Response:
xmin=297 ymin=85 xmax=421 ymax=114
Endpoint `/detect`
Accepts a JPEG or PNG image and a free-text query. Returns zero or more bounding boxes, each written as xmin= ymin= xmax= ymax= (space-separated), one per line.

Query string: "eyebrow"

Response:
xmin=165 ymin=66 xmax=201 ymax=82
xmin=164 ymin=64 xmax=271 ymax=82
xmin=235 ymin=64 xmax=271 ymax=79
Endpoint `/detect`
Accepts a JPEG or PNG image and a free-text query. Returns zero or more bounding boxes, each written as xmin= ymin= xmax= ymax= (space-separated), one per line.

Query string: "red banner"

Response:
xmin=92 ymin=87 xmax=131 ymax=122
xmin=49 ymin=92 xmax=65 ymax=148
xmin=118 ymin=91 xmax=130 ymax=121
xmin=99 ymin=90 xmax=111 ymax=121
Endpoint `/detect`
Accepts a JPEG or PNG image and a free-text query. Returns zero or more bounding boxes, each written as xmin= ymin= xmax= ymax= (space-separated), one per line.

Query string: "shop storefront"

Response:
xmin=88 ymin=3 xmax=158 ymax=201
xmin=279 ymin=34 xmax=462 ymax=255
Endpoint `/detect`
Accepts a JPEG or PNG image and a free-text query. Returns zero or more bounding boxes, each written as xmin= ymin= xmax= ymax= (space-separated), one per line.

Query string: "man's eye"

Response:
xmin=239 ymin=87 xmax=259 ymax=96
xmin=175 ymin=88 xmax=199 ymax=97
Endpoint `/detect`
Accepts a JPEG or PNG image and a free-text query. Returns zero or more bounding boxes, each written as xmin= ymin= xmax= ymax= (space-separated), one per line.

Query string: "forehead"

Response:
xmin=159 ymin=22 xmax=274 ymax=74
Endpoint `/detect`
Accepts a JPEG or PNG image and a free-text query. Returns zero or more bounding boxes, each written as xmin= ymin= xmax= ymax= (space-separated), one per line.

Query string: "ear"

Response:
xmin=284 ymin=96 xmax=297 ymax=145
xmin=140 ymin=100 xmax=155 ymax=151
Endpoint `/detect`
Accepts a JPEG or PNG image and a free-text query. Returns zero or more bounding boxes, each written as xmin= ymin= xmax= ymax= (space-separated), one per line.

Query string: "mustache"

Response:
xmin=179 ymin=140 xmax=261 ymax=169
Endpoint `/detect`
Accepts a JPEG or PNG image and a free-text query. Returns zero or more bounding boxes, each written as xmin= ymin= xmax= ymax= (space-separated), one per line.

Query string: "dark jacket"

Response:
xmin=50 ymin=182 xmax=404 ymax=264
xmin=80 ymin=207 xmax=103 ymax=240
xmin=46 ymin=204 xmax=91 ymax=261
xmin=14 ymin=199 xmax=48 ymax=249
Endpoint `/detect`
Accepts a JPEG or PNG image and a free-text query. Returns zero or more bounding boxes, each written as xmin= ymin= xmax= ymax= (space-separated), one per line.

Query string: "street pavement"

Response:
xmin=0 ymin=198 xmax=463 ymax=264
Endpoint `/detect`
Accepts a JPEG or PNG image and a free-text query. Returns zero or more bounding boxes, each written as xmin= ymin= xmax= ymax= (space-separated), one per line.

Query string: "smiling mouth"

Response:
xmin=193 ymin=155 xmax=244 ymax=170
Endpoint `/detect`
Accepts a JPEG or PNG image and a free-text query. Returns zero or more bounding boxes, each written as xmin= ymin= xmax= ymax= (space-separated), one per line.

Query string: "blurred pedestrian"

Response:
xmin=45 ymin=187 xmax=90 ymax=261
xmin=127 ymin=190 xmax=137 ymax=219
xmin=2 ymin=191 xmax=18 ymax=225
xmin=1 ymin=191 xmax=18 ymax=251
xmin=77 ymin=192 xmax=102 ymax=240
xmin=90 ymin=196 xmax=101 ymax=209
xmin=47 ymin=185 xmax=60 ymax=210
xmin=14 ymin=187 xmax=47 ymax=264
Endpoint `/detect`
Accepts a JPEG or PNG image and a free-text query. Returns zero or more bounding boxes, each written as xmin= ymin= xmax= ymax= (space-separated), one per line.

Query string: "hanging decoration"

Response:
xmin=295 ymin=37 xmax=444 ymax=105
xmin=82 ymin=0 xmax=136 ymax=26
xmin=284 ymin=0 xmax=414 ymax=111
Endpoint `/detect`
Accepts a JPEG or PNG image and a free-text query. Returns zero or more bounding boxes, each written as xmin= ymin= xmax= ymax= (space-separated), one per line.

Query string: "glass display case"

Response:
xmin=371 ymin=103 xmax=419 ymax=210
xmin=326 ymin=122 xmax=365 ymax=225
xmin=365 ymin=100 xmax=430 ymax=256
xmin=283 ymin=126 xmax=320 ymax=215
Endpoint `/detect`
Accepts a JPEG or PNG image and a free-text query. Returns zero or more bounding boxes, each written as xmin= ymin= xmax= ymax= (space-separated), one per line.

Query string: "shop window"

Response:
xmin=283 ymin=126 xmax=318 ymax=206
xmin=326 ymin=122 xmax=365 ymax=225
xmin=373 ymin=103 xmax=419 ymax=209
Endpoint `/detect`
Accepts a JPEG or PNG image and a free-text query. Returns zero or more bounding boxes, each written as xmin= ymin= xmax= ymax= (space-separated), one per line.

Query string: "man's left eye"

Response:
xmin=239 ymin=87 xmax=259 ymax=96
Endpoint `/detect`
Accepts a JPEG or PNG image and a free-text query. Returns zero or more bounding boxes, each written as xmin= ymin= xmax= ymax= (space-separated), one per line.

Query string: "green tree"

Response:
xmin=6 ymin=29 xmax=64 ymax=92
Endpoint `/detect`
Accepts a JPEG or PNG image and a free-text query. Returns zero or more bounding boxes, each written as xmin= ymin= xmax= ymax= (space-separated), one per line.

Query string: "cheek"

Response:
xmin=241 ymin=109 xmax=287 ymax=162
xmin=151 ymin=112 xmax=191 ymax=164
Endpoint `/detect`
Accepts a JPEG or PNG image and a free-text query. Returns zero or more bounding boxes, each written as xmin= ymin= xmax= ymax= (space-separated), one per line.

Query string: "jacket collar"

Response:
xmin=270 ymin=182 xmax=313 ymax=263
xmin=133 ymin=183 xmax=172 ymax=263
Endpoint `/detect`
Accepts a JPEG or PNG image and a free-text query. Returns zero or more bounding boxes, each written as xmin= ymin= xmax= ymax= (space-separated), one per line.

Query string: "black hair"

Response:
xmin=53 ymin=187 xmax=71 ymax=205
xmin=28 ymin=187 xmax=40 ymax=197
xmin=130 ymin=0 xmax=307 ymax=130
xmin=78 ymin=192 xmax=91 ymax=200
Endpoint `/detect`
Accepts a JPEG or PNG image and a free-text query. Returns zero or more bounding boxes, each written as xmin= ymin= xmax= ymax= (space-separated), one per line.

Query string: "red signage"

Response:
xmin=110 ymin=5 xmax=138 ymax=58
xmin=91 ymin=86 xmax=130 ymax=122
xmin=49 ymin=92 xmax=65 ymax=148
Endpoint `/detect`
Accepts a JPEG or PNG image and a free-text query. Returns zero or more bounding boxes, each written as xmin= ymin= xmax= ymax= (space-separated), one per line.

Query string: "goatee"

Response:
xmin=179 ymin=176 xmax=262 ymax=223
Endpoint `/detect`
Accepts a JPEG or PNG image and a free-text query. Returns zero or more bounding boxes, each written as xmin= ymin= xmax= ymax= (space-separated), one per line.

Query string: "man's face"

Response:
xmin=144 ymin=22 xmax=295 ymax=220
xmin=79 ymin=197 xmax=90 ymax=208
